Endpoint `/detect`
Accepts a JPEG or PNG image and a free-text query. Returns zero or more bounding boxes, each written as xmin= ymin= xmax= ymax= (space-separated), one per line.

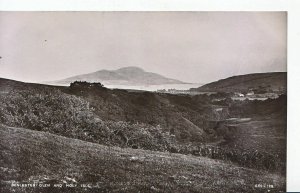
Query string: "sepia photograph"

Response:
xmin=0 ymin=11 xmax=287 ymax=192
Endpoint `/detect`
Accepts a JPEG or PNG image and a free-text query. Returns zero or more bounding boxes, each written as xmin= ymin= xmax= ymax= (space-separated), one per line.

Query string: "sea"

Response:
xmin=105 ymin=83 xmax=203 ymax=92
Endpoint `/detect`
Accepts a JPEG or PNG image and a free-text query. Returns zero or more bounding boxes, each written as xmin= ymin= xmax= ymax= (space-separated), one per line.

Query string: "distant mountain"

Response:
xmin=48 ymin=66 xmax=186 ymax=86
xmin=191 ymin=72 xmax=287 ymax=93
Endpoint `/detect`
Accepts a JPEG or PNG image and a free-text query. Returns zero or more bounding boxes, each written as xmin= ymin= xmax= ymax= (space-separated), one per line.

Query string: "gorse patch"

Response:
xmin=0 ymin=87 xmax=177 ymax=152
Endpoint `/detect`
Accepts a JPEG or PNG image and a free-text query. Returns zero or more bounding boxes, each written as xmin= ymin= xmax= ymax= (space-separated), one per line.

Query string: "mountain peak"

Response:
xmin=115 ymin=66 xmax=145 ymax=73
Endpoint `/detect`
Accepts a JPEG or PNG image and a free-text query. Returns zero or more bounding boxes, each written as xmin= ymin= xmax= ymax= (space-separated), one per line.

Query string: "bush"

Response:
xmin=0 ymin=87 xmax=177 ymax=152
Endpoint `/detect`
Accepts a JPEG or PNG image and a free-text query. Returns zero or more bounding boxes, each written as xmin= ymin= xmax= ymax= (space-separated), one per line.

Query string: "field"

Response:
xmin=221 ymin=118 xmax=286 ymax=155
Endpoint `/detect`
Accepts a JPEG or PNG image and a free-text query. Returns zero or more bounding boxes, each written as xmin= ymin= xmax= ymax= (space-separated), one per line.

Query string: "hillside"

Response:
xmin=192 ymin=72 xmax=286 ymax=93
xmin=0 ymin=125 xmax=285 ymax=193
xmin=0 ymin=78 xmax=286 ymax=171
xmin=49 ymin=66 xmax=185 ymax=86
xmin=0 ymin=77 xmax=287 ymax=192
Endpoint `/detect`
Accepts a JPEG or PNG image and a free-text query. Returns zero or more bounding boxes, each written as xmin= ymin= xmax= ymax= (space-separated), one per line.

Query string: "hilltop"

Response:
xmin=192 ymin=72 xmax=286 ymax=93
xmin=48 ymin=66 xmax=185 ymax=86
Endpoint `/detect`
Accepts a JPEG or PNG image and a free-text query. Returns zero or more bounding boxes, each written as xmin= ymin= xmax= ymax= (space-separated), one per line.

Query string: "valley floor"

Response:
xmin=0 ymin=124 xmax=285 ymax=193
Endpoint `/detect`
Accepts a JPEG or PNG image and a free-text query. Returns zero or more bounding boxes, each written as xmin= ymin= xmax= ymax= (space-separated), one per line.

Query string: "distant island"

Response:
xmin=47 ymin=66 xmax=187 ymax=87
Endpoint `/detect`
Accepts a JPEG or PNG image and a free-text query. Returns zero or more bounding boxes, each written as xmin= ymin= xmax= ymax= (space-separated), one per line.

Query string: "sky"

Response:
xmin=0 ymin=12 xmax=286 ymax=83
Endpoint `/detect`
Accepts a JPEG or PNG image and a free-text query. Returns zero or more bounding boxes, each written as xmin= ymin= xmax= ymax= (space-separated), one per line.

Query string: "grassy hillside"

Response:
xmin=192 ymin=72 xmax=286 ymax=93
xmin=0 ymin=125 xmax=285 ymax=193
xmin=0 ymin=78 xmax=287 ymax=174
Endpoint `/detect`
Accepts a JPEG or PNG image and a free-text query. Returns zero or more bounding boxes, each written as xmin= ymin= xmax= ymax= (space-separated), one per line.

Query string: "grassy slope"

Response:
xmin=0 ymin=124 xmax=285 ymax=193
xmin=226 ymin=96 xmax=287 ymax=156
xmin=194 ymin=72 xmax=286 ymax=92
xmin=0 ymin=78 xmax=287 ymax=173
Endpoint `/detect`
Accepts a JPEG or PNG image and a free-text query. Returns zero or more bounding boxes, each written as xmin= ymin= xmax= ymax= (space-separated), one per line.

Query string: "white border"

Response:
xmin=0 ymin=0 xmax=294 ymax=11
xmin=0 ymin=0 xmax=299 ymax=191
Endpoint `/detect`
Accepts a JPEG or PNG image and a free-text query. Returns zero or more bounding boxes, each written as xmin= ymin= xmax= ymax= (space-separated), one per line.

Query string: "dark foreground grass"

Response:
xmin=0 ymin=124 xmax=285 ymax=193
